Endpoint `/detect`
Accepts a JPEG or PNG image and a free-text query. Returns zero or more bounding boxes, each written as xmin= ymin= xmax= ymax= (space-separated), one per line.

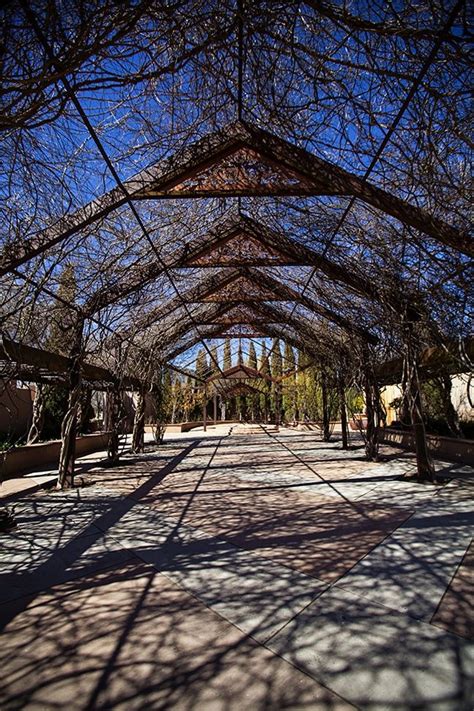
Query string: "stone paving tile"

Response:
xmin=335 ymin=532 xmax=471 ymax=622
xmin=334 ymin=497 xmax=473 ymax=620
xmin=152 ymin=489 xmax=413 ymax=582
xmin=0 ymin=560 xmax=353 ymax=710
xmin=0 ymin=529 xmax=134 ymax=607
xmin=1 ymin=426 xmax=471 ymax=710
xmin=267 ymin=586 xmax=474 ymax=711
xmin=135 ymin=535 xmax=328 ymax=643
xmin=432 ymin=541 xmax=474 ymax=640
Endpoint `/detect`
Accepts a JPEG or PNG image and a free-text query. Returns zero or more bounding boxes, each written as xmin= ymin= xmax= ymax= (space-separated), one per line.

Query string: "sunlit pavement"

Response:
xmin=1 ymin=424 xmax=472 ymax=710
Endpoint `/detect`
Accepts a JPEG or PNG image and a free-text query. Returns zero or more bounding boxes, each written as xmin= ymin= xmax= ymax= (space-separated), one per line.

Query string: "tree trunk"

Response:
xmin=403 ymin=320 xmax=435 ymax=481
xmin=57 ymin=323 xmax=83 ymax=489
xmin=321 ymin=371 xmax=331 ymax=442
xmin=361 ymin=351 xmax=380 ymax=461
xmin=27 ymin=383 xmax=45 ymax=444
xmin=410 ymin=386 xmax=435 ymax=481
xmin=364 ymin=378 xmax=379 ymax=461
xmin=78 ymin=385 xmax=92 ymax=434
xmin=106 ymin=386 xmax=122 ymax=463
xmin=338 ymin=371 xmax=348 ymax=450
xmin=131 ymin=388 xmax=146 ymax=453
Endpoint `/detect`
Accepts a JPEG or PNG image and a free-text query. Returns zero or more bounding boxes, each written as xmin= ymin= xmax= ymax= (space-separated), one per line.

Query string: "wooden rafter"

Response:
xmin=0 ymin=336 xmax=147 ymax=390
xmin=2 ymin=121 xmax=470 ymax=276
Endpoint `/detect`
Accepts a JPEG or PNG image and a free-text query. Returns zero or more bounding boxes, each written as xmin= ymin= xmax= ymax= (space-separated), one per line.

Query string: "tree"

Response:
xmin=30 ymin=264 xmax=79 ymax=443
xmin=46 ymin=264 xmax=78 ymax=357
xmin=223 ymin=340 xmax=232 ymax=370
xmin=259 ymin=341 xmax=271 ymax=421
xmin=282 ymin=342 xmax=297 ymax=421
xmin=271 ymin=338 xmax=282 ymax=422
xmin=248 ymin=342 xmax=257 ymax=369
xmin=195 ymin=348 xmax=208 ymax=381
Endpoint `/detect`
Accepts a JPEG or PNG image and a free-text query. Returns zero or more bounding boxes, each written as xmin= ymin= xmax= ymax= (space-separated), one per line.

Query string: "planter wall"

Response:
xmin=1 ymin=432 xmax=112 ymax=479
xmin=145 ymin=421 xmax=240 ymax=434
xmin=382 ymin=427 xmax=474 ymax=465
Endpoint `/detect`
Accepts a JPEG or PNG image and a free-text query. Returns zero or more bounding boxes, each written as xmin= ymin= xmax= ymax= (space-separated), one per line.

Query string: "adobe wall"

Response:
xmin=0 ymin=381 xmax=34 ymax=436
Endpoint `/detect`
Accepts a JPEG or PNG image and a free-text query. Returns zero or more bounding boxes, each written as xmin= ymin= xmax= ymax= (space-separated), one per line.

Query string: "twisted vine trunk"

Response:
xmin=27 ymin=383 xmax=45 ymax=444
xmin=78 ymin=385 xmax=92 ymax=434
xmin=131 ymin=388 xmax=146 ymax=453
xmin=58 ymin=322 xmax=83 ymax=489
xmin=361 ymin=347 xmax=380 ymax=461
xmin=403 ymin=326 xmax=435 ymax=482
xmin=106 ymin=386 xmax=122 ymax=463
xmin=364 ymin=376 xmax=379 ymax=461
xmin=321 ymin=370 xmax=331 ymax=441
xmin=338 ymin=370 xmax=348 ymax=450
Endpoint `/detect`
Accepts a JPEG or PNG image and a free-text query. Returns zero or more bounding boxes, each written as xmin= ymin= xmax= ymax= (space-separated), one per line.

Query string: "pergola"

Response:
xmin=1 ymin=1 xmax=471 ymax=487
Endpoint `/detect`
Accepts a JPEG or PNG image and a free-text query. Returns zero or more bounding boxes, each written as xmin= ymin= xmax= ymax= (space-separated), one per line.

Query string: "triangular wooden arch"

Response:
xmin=4 ymin=121 xmax=469 ymax=276
xmin=186 ymin=226 xmax=291 ymax=267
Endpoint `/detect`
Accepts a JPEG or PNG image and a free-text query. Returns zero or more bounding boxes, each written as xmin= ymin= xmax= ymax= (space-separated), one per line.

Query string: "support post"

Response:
xmin=361 ymin=345 xmax=380 ymax=461
xmin=106 ymin=385 xmax=122 ymax=463
xmin=213 ymin=392 xmax=217 ymax=424
xmin=321 ymin=370 xmax=331 ymax=442
xmin=338 ymin=370 xmax=348 ymax=450
xmin=131 ymin=386 xmax=146 ymax=453
xmin=402 ymin=319 xmax=435 ymax=481
xmin=363 ymin=369 xmax=379 ymax=461
xmin=57 ymin=320 xmax=83 ymax=489
xmin=27 ymin=383 xmax=45 ymax=444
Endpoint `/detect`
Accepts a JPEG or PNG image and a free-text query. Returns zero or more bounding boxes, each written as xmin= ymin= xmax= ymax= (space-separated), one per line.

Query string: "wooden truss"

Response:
xmin=2 ymin=120 xmax=470 ymax=277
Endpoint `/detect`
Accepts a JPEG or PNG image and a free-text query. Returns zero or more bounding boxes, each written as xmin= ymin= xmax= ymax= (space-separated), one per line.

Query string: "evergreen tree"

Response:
xmin=247 ymin=341 xmax=257 ymax=369
xmin=271 ymin=339 xmax=282 ymax=420
xmin=223 ymin=340 xmax=232 ymax=370
xmin=247 ymin=342 xmax=258 ymax=419
xmin=237 ymin=340 xmax=243 ymax=365
xmin=283 ymin=342 xmax=297 ymax=420
xmin=270 ymin=339 xmax=282 ymax=378
xmin=208 ymin=344 xmax=219 ymax=375
xmin=41 ymin=264 xmax=80 ymax=440
xmin=259 ymin=341 xmax=271 ymax=420
xmin=182 ymin=376 xmax=194 ymax=421
xmin=47 ymin=264 xmax=78 ymax=356
xmin=296 ymin=350 xmax=310 ymax=420
xmin=195 ymin=348 xmax=208 ymax=380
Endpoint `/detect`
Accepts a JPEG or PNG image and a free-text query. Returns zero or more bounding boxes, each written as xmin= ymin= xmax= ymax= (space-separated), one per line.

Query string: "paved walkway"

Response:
xmin=0 ymin=425 xmax=472 ymax=710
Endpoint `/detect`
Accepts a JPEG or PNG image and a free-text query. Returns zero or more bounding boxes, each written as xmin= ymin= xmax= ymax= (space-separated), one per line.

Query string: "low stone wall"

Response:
xmin=145 ymin=421 xmax=240 ymax=434
xmin=1 ymin=432 xmax=111 ymax=479
xmin=382 ymin=427 xmax=474 ymax=465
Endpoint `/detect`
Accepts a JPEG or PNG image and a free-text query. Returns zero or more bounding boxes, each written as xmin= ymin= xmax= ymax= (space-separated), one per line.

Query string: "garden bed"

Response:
xmin=382 ymin=427 xmax=474 ymax=465
xmin=1 ymin=432 xmax=112 ymax=479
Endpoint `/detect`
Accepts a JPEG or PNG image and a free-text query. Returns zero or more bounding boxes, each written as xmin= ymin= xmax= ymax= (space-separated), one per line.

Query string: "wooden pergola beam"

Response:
xmin=2 ymin=121 xmax=470 ymax=276
xmin=0 ymin=336 xmax=148 ymax=390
